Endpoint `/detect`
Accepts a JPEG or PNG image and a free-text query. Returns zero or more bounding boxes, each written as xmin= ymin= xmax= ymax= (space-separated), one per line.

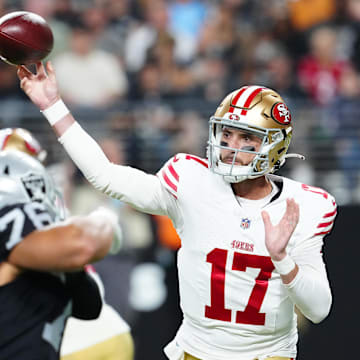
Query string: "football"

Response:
xmin=0 ymin=11 xmax=53 ymax=65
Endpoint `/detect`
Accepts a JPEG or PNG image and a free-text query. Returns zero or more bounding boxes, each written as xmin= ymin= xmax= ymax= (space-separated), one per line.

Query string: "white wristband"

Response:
xmin=41 ymin=99 xmax=70 ymax=126
xmin=272 ymin=254 xmax=296 ymax=275
xmin=90 ymin=207 xmax=123 ymax=254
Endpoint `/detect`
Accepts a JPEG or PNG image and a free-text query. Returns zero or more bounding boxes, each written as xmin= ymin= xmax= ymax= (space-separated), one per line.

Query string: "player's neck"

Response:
xmin=231 ymin=176 xmax=272 ymax=200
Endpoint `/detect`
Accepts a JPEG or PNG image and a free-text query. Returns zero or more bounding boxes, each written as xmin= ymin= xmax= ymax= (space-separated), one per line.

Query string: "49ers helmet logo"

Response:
xmin=271 ymin=102 xmax=291 ymax=125
xmin=228 ymin=113 xmax=240 ymax=120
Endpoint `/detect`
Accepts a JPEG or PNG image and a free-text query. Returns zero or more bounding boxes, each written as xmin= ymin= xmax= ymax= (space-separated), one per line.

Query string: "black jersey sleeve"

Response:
xmin=0 ymin=201 xmax=54 ymax=262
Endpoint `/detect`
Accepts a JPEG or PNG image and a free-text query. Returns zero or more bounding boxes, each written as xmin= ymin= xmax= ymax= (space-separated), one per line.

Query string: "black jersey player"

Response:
xmin=0 ymin=150 xmax=121 ymax=360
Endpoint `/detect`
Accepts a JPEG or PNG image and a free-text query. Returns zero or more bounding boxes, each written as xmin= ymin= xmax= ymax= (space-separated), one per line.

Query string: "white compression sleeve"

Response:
xmin=58 ymin=122 xmax=168 ymax=215
xmin=286 ymin=233 xmax=333 ymax=324
xmin=285 ymin=260 xmax=332 ymax=323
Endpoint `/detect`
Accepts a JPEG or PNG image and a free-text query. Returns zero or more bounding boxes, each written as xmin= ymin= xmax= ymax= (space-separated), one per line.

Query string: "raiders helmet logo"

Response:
xmin=271 ymin=102 xmax=292 ymax=125
xmin=21 ymin=173 xmax=46 ymax=201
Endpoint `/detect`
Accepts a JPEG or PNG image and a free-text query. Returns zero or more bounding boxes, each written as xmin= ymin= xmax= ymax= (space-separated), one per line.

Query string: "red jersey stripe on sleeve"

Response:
xmin=185 ymin=154 xmax=209 ymax=168
xmin=313 ymin=204 xmax=337 ymax=236
xmin=168 ymin=163 xmax=179 ymax=182
xmin=314 ymin=229 xmax=333 ymax=236
xmin=317 ymin=220 xmax=334 ymax=228
xmin=323 ymin=208 xmax=337 ymax=218
xmin=161 ymin=170 xmax=178 ymax=199
xmin=162 ymin=170 xmax=177 ymax=193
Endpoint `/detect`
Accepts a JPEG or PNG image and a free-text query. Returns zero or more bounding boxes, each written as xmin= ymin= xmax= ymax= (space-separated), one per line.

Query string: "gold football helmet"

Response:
xmin=208 ymin=85 xmax=303 ymax=183
xmin=0 ymin=128 xmax=47 ymax=163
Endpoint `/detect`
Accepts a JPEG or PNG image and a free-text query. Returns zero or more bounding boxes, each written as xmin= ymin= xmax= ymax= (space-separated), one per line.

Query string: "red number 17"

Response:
xmin=205 ymin=248 xmax=275 ymax=325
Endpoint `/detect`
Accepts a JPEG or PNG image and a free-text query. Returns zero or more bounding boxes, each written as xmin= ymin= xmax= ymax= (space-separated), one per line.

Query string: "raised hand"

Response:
xmin=261 ymin=198 xmax=299 ymax=261
xmin=17 ymin=61 xmax=60 ymax=110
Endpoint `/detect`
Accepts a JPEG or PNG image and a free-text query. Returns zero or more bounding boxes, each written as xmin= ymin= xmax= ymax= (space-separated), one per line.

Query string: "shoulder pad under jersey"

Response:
xmin=299 ymin=182 xmax=337 ymax=238
xmin=157 ymin=153 xmax=208 ymax=198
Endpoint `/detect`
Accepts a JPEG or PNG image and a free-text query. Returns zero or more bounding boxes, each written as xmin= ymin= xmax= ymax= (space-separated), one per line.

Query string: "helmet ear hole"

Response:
xmin=273 ymin=160 xmax=282 ymax=171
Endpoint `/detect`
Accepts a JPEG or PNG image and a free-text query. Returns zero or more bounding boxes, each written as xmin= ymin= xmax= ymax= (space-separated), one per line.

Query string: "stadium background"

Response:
xmin=0 ymin=0 xmax=358 ymax=359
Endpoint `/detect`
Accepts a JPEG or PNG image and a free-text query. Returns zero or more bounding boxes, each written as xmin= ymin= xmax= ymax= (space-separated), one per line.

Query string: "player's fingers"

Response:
xmin=19 ymin=78 xmax=31 ymax=92
xmin=36 ymin=61 xmax=46 ymax=77
xmin=285 ymin=198 xmax=299 ymax=226
xmin=20 ymin=78 xmax=29 ymax=89
xmin=20 ymin=79 xmax=31 ymax=93
xmin=17 ymin=65 xmax=33 ymax=80
xmin=17 ymin=67 xmax=24 ymax=80
xmin=293 ymin=201 xmax=299 ymax=221
xmin=286 ymin=198 xmax=297 ymax=213
xmin=46 ymin=61 xmax=56 ymax=82
xmin=261 ymin=210 xmax=272 ymax=228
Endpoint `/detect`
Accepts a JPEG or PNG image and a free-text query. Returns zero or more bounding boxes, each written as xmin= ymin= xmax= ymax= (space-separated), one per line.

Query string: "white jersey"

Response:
xmin=156 ymin=154 xmax=336 ymax=360
xmin=58 ymin=125 xmax=337 ymax=360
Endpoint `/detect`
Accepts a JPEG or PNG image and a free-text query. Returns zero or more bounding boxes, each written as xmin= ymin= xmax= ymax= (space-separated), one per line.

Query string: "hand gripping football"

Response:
xmin=0 ymin=11 xmax=53 ymax=65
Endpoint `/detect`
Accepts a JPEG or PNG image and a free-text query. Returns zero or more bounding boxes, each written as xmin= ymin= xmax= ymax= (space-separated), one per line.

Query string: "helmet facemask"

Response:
xmin=208 ymin=117 xmax=292 ymax=183
xmin=207 ymin=86 xmax=298 ymax=183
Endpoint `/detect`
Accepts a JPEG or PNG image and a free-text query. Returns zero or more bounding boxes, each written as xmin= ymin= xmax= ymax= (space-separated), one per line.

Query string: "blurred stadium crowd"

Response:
xmin=0 ymin=1 xmax=359 ymax=358
xmin=1 ymin=0 xmax=360 ymax=205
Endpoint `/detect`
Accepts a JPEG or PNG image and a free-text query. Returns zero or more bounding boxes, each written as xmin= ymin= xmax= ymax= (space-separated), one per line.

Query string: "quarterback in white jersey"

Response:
xmin=18 ymin=63 xmax=337 ymax=360
xmin=158 ymin=154 xmax=335 ymax=360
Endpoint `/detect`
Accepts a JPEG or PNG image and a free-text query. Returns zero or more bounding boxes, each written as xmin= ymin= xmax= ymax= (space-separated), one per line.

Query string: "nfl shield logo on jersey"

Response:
xmin=240 ymin=218 xmax=251 ymax=230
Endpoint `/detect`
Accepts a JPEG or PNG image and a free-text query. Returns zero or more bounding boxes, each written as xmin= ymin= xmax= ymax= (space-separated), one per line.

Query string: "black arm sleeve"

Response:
xmin=64 ymin=270 xmax=103 ymax=320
